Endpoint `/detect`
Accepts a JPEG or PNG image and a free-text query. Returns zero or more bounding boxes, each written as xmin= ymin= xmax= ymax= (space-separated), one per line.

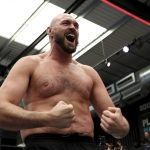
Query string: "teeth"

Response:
xmin=67 ymin=34 xmax=75 ymax=38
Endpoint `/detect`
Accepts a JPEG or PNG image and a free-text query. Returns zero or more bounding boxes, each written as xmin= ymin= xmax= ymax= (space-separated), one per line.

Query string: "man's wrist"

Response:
xmin=112 ymin=118 xmax=130 ymax=139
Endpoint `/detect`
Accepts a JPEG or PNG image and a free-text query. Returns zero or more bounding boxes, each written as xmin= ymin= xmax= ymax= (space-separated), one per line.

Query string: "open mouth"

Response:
xmin=65 ymin=33 xmax=76 ymax=43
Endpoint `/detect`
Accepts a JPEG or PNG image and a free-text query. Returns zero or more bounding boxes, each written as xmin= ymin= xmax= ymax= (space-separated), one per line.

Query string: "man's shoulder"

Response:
xmin=13 ymin=55 xmax=43 ymax=73
xmin=73 ymin=60 xmax=97 ymax=73
xmin=18 ymin=54 xmax=42 ymax=65
xmin=77 ymin=62 xmax=95 ymax=72
xmin=75 ymin=62 xmax=98 ymax=77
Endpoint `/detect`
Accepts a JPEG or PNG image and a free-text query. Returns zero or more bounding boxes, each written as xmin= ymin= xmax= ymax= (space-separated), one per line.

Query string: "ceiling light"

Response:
xmin=35 ymin=36 xmax=49 ymax=50
xmin=123 ymin=46 xmax=129 ymax=53
xmin=0 ymin=0 xmax=44 ymax=39
xmin=107 ymin=62 xmax=111 ymax=67
xmin=105 ymin=59 xmax=111 ymax=67
xmin=73 ymin=18 xmax=106 ymax=59
xmin=14 ymin=3 xmax=64 ymax=46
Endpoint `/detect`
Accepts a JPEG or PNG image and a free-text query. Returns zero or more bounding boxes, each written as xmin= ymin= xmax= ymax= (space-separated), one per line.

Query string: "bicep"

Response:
xmin=0 ymin=59 xmax=31 ymax=105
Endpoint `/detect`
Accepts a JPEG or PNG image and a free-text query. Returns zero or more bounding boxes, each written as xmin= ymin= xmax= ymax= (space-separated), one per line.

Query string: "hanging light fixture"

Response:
xmin=107 ymin=61 xmax=111 ymax=67
xmin=105 ymin=59 xmax=111 ymax=67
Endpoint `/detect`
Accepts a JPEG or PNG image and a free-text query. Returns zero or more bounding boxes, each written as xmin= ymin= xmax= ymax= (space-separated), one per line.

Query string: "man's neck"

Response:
xmin=47 ymin=45 xmax=73 ymax=64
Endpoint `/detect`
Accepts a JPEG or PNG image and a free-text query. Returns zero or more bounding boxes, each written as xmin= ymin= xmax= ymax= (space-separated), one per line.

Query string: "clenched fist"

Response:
xmin=100 ymin=107 xmax=129 ymax=139
xmin=46 ymin=101 xmax=75 ymax=128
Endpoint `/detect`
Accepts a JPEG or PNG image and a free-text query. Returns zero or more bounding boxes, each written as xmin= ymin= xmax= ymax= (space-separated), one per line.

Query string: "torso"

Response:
xmin=21 ymin=55 xmax=94 ymax=139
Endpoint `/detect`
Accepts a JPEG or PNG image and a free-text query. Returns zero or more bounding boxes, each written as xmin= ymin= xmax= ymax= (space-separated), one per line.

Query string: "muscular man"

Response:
xmin=0 ymin=13 xmax=129 ymax=150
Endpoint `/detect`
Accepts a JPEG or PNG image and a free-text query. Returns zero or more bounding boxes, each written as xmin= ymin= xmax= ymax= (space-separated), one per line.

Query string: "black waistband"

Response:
xmin=24 ymin=133 xmax=94 ymax=144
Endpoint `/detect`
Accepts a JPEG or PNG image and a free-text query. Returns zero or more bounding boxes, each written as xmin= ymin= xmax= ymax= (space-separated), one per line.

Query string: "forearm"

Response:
xmin=0 ymin=102 xmax=48 ymax=131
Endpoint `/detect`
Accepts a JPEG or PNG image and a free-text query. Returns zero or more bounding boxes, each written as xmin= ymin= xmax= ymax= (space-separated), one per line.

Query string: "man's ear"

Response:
xmin=46 ymin=27 xmax=51 ymax=35
xmin=46 ymin=27 xmax=54 ymax=40
xmin=46 ymin=27 xmax=54 ymax=39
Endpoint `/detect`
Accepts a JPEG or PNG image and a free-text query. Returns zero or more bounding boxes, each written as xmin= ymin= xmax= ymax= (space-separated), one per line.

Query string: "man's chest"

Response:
xmin=31 ymin=65 xmax=93 ymax=98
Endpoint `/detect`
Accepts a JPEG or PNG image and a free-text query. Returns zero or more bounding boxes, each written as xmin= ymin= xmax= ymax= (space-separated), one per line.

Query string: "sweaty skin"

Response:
xmin=0 ymin=13 xmax=129 ymax=140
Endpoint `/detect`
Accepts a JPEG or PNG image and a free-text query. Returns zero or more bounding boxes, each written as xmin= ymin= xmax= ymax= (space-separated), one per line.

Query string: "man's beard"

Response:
xmin=55 ymin=33 xmax=78 ymax=54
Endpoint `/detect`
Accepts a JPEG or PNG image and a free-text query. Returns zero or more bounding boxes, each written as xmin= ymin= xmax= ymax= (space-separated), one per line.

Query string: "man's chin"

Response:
xmin=64 ymin=45 xmax=77 ymax=54
xmin=65 ymin=48 xmax=76 ymax=54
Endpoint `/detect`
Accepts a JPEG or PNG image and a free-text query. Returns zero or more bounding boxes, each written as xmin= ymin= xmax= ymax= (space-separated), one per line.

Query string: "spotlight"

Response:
xmin=105 ymin=59 xmax=111 ymax=67
xmin=123 ymin=46 xmax=129 ymax=53
xmin=107 ymin=61 xmax=111 ymax=67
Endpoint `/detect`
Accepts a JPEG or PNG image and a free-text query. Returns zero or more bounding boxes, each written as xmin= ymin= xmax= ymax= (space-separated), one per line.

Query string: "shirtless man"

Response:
xmin=0 ymin=13 xmax=129 ymax=150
